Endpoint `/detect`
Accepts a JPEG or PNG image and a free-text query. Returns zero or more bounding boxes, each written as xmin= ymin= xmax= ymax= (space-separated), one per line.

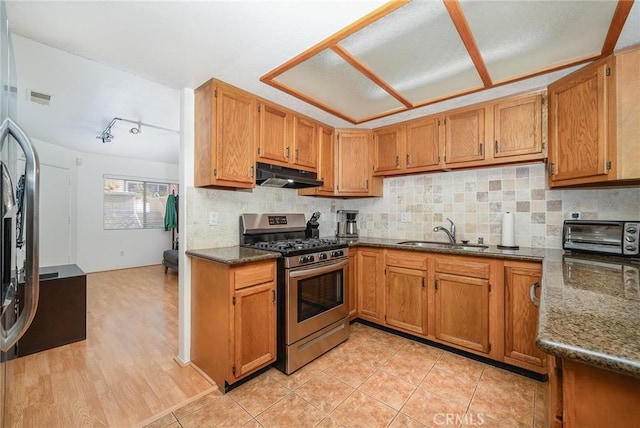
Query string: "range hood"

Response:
xmin=255 ymin=162 xmax=323 ymax=189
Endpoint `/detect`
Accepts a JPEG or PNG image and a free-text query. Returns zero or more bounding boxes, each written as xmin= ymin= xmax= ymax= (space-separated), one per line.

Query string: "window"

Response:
xmin=104 ymin=177 xmax=178 ymax=230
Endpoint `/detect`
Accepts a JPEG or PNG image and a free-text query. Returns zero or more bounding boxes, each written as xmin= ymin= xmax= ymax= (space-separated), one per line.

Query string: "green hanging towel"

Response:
xmin=164 ymin=194 xmax=177 ymax=231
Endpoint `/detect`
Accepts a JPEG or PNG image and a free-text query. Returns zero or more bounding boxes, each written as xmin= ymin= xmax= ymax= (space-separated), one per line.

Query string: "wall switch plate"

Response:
xmin=209 ymin=212 xmax=219 ymax=226
xmin=401 ymin=213 xmax=412 ymax=223
xmin=570 ymin=211 xmax=581 ymax=220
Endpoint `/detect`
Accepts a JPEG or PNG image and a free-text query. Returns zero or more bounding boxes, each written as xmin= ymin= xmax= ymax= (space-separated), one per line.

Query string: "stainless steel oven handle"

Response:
xmin=0 ymin=118 xmax=40 ymax=352
xmin=288 ymin=258 xmax=349 ymax=279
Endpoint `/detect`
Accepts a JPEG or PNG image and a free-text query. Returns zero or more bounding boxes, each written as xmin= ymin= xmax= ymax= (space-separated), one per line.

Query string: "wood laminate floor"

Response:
xmin=5 ymin=265 xmax=214 ymax=427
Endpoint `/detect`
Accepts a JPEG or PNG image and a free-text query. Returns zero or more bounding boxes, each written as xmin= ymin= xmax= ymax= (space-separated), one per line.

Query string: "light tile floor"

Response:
xmin=145 ymin=323 xmax=548 ymax=427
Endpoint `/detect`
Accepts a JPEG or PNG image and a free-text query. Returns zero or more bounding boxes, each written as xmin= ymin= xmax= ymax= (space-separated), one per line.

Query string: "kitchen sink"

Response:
xmin=396 ymin=241 xmax=489 ymax=251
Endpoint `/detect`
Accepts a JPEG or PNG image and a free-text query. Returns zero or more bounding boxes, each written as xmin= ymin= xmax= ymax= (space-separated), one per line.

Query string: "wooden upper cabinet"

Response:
xmin=194 ymin=79 xmax=257 ymax=189
xmin=258 ymin=102 xmax=289 ymax=164
xmin=336 ymin=130 xmax=382 ymax=196
xmin=292 ymin=115 xmax=318 ymax=170
xmin=444 ymin=106 xmax=486 ymax=165
xmin=318 ymin=126 xmax=335 ymax=193
xmin=494 ymin=94 xmax=543 ymax=158
xmin=548 ymin=47 xmax=640 ymax=187
xmin=373 ymin=125 xmax=403 ymax=174
xmin=406 ymin=115 xmax=441 ymax=172
xmin=548 ymin=57 xmax=612 ymax=185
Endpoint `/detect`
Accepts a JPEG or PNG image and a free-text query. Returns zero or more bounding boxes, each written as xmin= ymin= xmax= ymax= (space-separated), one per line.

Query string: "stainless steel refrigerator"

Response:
xmin=0 ymin=0 xmax=40 ymax=425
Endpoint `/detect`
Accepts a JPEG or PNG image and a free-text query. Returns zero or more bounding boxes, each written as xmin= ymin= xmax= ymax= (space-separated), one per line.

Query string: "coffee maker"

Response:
xmin=336 ymin=210 xmax=359 ymax=238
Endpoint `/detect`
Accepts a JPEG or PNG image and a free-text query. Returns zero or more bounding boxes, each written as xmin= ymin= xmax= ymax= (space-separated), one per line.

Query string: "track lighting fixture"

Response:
xmin=96 ymin=117 xmax=177 ymax=143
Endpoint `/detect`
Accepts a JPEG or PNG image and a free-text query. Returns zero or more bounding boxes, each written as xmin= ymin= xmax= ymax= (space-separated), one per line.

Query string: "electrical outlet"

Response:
xmin=209 ymin=212 xmax=219 ymax=226
xmin=401 ymin=213 xmax=412 ymax=223
xmin=570 ymin=211 xmax=582 ymax=220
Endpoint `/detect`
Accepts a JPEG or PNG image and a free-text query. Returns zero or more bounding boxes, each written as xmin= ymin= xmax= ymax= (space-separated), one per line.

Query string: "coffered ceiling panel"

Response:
xmin=460 ymin=0 xmax=619 ymax=83
xmin=275 ymin=48 xmax=405 ymax=121
xmin=262 ymin=0 xmax=637 ymax=124
xmin=340 ymin=1 xmax=483 ymax=105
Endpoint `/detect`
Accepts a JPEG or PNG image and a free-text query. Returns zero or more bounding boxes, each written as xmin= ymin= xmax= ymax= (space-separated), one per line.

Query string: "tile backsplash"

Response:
xmin=348 ymin=163 xmax=640 ymax=249
xmin=187 ymin=162 xmax=640 ymax=250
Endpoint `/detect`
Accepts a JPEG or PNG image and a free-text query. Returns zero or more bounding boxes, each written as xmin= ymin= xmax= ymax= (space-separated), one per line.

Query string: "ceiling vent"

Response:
xmin=27 ymin=89 xmax=53 ymax=106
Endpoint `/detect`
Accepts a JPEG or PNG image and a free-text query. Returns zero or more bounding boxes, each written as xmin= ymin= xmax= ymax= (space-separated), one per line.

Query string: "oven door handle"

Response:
xmin=289 ymin=258 xmax=349 ymax=279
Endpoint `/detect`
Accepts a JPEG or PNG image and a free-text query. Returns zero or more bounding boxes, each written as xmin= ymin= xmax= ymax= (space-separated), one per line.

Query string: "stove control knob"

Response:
xmin=627 ymin=226 xmax=638 ymax=234
xmin=626 ymin=236 xmax=636 ymax=243
xmin=319 ymin=253 xmax=328 ymax=260
xmin=308 ymin=255 xmax=315 ymax=262
xmin=626 ymin=245 xmax=637 ymax=252
xmin=299 ymin=256 xmax=309 ymax=264
xmin=331 ymin=250 xmax=344 ymax=257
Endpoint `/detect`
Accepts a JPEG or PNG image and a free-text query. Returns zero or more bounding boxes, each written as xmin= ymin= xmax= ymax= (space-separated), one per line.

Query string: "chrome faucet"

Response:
xmin=433 ymin=218 xmax=456 ymax=244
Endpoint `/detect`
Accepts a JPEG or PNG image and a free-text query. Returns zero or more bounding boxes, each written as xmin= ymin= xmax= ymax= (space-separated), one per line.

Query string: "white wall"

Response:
xmin=32 ymin=138 xmax=179 ymax=273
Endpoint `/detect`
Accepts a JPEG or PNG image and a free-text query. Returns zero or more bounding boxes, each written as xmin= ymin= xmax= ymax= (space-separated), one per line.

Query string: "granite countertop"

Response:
xmin=186 ymin=246 xmax=280 ymax=265
xmin=536 ymin=253 xmax=640 ymax=378
xmin=346 ymin=237 xmax=640 ymax=378
xmin=346 ymin=236 xmax=549 ymax=262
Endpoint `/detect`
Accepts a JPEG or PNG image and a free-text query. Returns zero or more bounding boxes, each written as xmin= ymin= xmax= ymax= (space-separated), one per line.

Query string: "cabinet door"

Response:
xmin=292 ymin=116 xmax=318 ymax=170
xmin=494 ymin=94 xmax=543 ymax=158
xmin=348 ymin=251 xmax=358 ymax=320
xmin=373 ymin=126 xmax=402 ymax=174
xmin=318 ymin=127 xmax=335 ymax=193
xmin=385 ymin=266 xmax=427 ymax=335
xmin=444 ymin=107 xmax=485 ymax=164
xmin=548 ymin=59 xmax=612 ymax=184
xmin=337 ymin=131 xmax=372 ymax=194
xmin=216 ymin=86 xmax=257 ymax=186
xmin=504 ymin=265 xmax=546 ymax=367
xmin=232 ymin=282 xmax=276 ymax=380
xmin=434 ymin=272 xmax=489 ymax=353
xmin=357 ymin=249 xmax=383 ymax=322
xmin=406 ymin=116 xmax=441 ymax=172
xmin=258 ymin=102 xmax=289 ymax=164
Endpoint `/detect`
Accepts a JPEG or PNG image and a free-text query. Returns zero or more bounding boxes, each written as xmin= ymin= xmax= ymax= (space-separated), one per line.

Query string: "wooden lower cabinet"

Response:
xmin=384 ymin=250 xmax=428 ymax=335
xmin=504 ymin=261 xmax=547 ymax=373
xmin=348 ymin=251 xmax=358 ymax=320
xmin=357 ymin=249 xmax=384 ymax=323
xmin=557 ymin=359 xmax=640 ymax=427
xmin=191 ymin=257 xmax=277 ymax=391
xmin=434 ymin=272 xmax=490 ymax=354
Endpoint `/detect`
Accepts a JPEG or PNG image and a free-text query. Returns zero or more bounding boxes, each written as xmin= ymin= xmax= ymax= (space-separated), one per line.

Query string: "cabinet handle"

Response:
xmin=396 ymin=155 xmax=400 ymax=167
xmin=422 ymin=277 xmax=425 ymax=288
xmin=548 ymin=163 xmax=555 ymax=177
xmin=295 ymin=148 xmax=299 ymax=161
xmin=530 ymin=282 xmax=540 ymax=307
xmin=286 ymin=146 xmax=290 ymax=158
xmin=366 ymin=179 xmax=369 ymax=190
xmin=435 ymin=279 xmax=439 ymax=291
xmin=406 ymin=154 xmax=410 ymax=166
xmin=494 ymin=140 xmax=498 ymax=154
xmin=272 ymin=289 xmax=276 ymax=303
xmin=250 ymin=165 xmax=254 ymax=178
xmin=479 ymin=143 xmax=484 ymax=156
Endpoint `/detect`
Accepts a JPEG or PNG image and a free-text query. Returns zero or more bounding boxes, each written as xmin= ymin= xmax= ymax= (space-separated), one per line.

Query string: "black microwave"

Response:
xmin=563 ymin=220 xmax=640 ymax=258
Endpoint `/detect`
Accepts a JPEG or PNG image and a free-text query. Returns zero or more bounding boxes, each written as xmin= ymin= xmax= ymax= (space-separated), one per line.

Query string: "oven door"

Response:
xmin=286 ymin=258 xmax=348 ymax=344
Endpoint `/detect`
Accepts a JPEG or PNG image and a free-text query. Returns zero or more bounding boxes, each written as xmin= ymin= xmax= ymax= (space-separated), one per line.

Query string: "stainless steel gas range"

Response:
xmin=240 ymin=213 xmax=349 ymax=374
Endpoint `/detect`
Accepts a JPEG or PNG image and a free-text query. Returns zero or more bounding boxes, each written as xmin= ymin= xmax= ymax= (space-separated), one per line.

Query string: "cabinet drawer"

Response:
xmin=233 ymin=261 xmax=276 ymax=289
xmin=435 ymin=257 xmax=489 ymax=279
xmin=386 ymin=250 xmax=428 ymax=270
